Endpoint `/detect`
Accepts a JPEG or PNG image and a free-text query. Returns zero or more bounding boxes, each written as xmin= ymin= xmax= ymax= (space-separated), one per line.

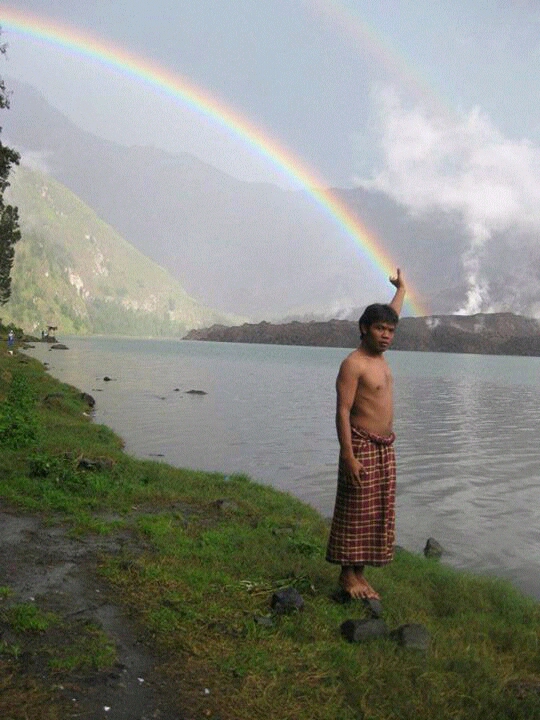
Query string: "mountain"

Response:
xmin=183 ymin=312 xmax=540 ymax=356
xmin=2 ymin=164 xmax=242 ymax=336
xmin=1 ymin=78 xmax=469 ymax=319
xmin=7 ymin=78 xmax=540 ymax=321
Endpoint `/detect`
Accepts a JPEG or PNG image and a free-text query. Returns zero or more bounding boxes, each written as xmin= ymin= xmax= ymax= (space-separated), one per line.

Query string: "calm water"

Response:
xmin=23 ymin=337 xmax=540 ymax=599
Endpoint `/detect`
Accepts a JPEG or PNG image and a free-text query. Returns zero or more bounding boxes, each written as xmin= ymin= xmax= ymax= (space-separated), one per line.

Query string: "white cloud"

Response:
xmin=358 ymin=88 xmax=540 ymax=314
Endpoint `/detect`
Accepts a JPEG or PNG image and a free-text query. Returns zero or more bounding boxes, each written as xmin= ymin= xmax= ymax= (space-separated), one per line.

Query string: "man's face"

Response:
xmin=361 ymin=322 xmax=396 ymax=354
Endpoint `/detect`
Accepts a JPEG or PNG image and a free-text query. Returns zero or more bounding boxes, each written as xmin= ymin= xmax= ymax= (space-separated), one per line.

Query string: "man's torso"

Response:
xmin=349 ymin=352 xmax=394 ymax=437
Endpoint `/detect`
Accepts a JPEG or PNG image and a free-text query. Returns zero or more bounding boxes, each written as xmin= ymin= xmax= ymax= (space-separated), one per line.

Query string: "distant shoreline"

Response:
xmin=184 ymin=311 xmax=540 ymax=357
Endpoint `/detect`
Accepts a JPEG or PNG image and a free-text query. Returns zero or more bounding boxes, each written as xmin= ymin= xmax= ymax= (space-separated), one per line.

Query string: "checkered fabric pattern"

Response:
xmin=326 ymin=426 xmax=396 ymax=567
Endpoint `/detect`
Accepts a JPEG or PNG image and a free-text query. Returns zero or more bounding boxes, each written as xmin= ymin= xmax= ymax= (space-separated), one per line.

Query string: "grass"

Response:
xmin=1 ymin=334 xmax=540 ymax=718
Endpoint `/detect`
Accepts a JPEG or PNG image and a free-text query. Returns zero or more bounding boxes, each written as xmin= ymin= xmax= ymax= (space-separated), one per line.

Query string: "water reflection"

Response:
xmin=394 ymin=363 xmax=540 ymax=596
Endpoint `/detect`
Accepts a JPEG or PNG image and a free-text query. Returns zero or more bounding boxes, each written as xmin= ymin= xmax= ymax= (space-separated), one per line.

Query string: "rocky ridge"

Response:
xmin=184 ymin=312 xmax=540 ymax=356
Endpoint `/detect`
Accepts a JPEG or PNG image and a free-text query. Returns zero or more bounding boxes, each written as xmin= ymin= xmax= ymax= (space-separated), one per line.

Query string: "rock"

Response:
xmin=424 ymin=537 xmax=444 ymax=559
xmin=103 ymin=376 xmax=112 ymax=382
xmin=80 ymin=392 xmax=96 ymax=408
xmin=185 ymin=389 xmax=207 ymax=395
xmin=271 ymin=587 xmax=304 ymax=614
xmin=391 ymin=623 xmax=430 ymax=651
xmin=49 ymin=343 xmax=68 ymax=350
xmin=340 ymin=618 xmax=388 ymax=643
xmin=363 ymin=597 xmax=384 ymax=618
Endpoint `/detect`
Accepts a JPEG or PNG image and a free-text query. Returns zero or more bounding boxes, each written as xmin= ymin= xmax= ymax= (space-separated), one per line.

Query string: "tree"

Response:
xmin=0 ymin=31 xmax=20 ymax=305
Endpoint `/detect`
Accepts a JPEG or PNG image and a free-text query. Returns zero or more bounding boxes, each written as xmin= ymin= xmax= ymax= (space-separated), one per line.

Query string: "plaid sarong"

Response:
xmin=326 ymin=426 xmax=396 ymax=567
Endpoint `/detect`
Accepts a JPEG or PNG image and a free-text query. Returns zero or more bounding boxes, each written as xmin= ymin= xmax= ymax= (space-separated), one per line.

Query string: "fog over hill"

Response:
xmin=4 ymin=78 xmax=539 ymax=320
xmin=2 ymin=165 xmax=239 ymax=336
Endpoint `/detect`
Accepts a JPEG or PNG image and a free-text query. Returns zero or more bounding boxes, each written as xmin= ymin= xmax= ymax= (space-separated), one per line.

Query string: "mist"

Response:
xmin=358 ymin=87 xmax=540 ymax=317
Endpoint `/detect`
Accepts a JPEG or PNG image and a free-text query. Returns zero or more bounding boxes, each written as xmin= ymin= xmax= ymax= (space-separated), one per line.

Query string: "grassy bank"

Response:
xmin=1 ymin=338 xmax=540 ymax=719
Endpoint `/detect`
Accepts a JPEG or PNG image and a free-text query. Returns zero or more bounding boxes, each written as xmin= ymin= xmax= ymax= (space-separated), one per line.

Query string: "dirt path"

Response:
xmin=0 ymin=506 xmax=184 ymax=720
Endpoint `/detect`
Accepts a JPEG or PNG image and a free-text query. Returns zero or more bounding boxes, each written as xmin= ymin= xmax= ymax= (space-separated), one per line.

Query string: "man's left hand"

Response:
xmin=389 ymin=268 xmax=404 ymax=288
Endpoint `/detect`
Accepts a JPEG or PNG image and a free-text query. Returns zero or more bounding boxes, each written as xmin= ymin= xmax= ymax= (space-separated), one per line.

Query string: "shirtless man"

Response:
xmin=326 ymin=269 xmax=405 ymax=600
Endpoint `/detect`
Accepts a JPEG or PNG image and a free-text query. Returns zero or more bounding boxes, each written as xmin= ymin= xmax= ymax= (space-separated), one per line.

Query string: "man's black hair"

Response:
xmin=358 ymin=303 xmax=399 ymax=337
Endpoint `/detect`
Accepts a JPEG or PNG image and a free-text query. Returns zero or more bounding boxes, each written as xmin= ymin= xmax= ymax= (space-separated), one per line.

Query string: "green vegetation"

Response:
xmin=0 ymin=63 xmax=21 ymax=306
xmin=1 ymin=335 xmax=540 ymax=719
xmin=2 ymin=165 xmax=243 ymax=336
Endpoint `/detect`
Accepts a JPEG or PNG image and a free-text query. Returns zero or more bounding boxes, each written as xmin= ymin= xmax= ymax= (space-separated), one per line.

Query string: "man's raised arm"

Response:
xmin=388 ymin=268 xmax=406 ymax=317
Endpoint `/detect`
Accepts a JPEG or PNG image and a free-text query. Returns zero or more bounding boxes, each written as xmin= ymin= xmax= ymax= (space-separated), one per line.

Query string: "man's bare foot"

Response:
xmin=339 ymin=567 xmax=380 ymax=600
xmin=354 ymin=567 xmax=380 ymax=600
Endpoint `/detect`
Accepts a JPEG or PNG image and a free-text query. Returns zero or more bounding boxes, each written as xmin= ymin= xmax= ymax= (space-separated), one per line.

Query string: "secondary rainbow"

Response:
xmin=0 ymin=5 xmax=424 ymax=315
xmin=306 ymin=0 xmax=452 ymax=118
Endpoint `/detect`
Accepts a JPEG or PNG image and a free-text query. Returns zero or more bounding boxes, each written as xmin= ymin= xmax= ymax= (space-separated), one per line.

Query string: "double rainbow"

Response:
xmin=0 ymin=4 xmax=424 ymax=315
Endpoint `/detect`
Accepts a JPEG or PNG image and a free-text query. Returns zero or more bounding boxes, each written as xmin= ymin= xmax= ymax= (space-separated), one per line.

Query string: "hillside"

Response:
xmin=2 ymin=165 xmax=243 ymax=336
xmin=183 ymin=312 xmax=540 ymax=356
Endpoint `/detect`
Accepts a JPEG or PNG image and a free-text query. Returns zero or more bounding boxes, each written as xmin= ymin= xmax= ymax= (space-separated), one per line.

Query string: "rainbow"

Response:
xmin=0 ymin=4 xmax=424 ymax=315
xmin=305 ymin=0 xmax=450 ymax=117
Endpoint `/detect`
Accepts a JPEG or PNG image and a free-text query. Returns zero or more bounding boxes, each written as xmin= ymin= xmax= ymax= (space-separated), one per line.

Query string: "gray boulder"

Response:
xmin=424 ymin=537 xmax=444 ymax=559
xmin=340 ymin=618 xmax=388 ymax=643
xmin=271 ymin=587 xmax=304 ymax=614
xmin=391 ymin=623 xmax=430 ymax=651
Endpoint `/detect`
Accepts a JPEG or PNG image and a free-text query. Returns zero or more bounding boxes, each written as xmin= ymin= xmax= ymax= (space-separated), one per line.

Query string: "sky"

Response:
xmin=2 ymin=0 xmax=540 ymax=187
xmin=2 ymin=0 xmax=540 ymax=314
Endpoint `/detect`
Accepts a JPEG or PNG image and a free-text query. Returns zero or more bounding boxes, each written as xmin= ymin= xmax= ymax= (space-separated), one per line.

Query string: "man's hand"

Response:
xmin=388 ymin=267 xmax=406 ymax=316
xmin=342 ymin=455 xmax=364 ymax=485
xmin=389 ymin=267 xmax=404 ymax=289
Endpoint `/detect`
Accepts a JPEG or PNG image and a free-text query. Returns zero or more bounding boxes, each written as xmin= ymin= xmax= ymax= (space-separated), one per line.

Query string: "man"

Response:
xmin=326 ymin=269 xmax=405 ymax=600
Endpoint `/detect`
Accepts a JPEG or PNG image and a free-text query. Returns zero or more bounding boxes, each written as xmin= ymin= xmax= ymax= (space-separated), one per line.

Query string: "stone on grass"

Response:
xmin=391 ymin=623 xmax=430 ymax=651
xmin=362 ymin=596 xmax=383 ymax=618
xmin=271 ymin=587 xmax=304 ymax=614
xmin=424 ymin=537 xmax=444 ymax=559
xmin=340 ymin=618 xmax=388 ymax=643
xmin=80 ymin=392 xmax=96 ymax=408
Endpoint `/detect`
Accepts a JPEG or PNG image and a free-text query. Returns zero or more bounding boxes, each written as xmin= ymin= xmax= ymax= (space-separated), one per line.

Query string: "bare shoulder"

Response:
xmin=338 ymin=349 xmax=368 ymax=378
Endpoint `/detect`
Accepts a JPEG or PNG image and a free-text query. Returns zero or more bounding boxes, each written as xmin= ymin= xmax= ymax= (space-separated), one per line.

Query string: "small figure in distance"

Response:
xmin=326 ymin=268 xmax=405 ymax=600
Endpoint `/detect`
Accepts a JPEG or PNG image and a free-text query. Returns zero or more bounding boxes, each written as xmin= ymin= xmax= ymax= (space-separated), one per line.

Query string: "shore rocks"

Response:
xmin=341 ymin=618 xmax=388 ymax=643
xmin=271 ymin=587 xmax=304 ymax=614
xmin=391 ymin=623 xmax=431 ymax=651
xmin=424 ymin=537 xmax=444 ymax=559
xmin=80 ymin=392 xmax=96 ymax=408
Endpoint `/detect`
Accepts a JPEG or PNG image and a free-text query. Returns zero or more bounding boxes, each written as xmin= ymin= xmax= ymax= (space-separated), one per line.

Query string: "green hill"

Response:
xmin=2 ymin=165 xmax=242 ymax=336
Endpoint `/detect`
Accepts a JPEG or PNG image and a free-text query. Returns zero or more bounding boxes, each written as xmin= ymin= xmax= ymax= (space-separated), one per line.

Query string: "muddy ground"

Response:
xmin=0 ymin=504 xmax=188 ymax=720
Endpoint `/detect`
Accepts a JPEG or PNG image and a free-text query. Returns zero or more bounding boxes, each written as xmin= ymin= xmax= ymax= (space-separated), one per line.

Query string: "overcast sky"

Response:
xmin=3 ymin=1 xmax=540 ymax=314
xmin=1 ymin=0 xmax=539 ymax=189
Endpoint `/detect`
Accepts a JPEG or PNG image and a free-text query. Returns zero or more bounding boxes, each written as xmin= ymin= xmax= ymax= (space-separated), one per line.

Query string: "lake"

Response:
xmin=23 ymin=336 xmax=540 ymax=600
